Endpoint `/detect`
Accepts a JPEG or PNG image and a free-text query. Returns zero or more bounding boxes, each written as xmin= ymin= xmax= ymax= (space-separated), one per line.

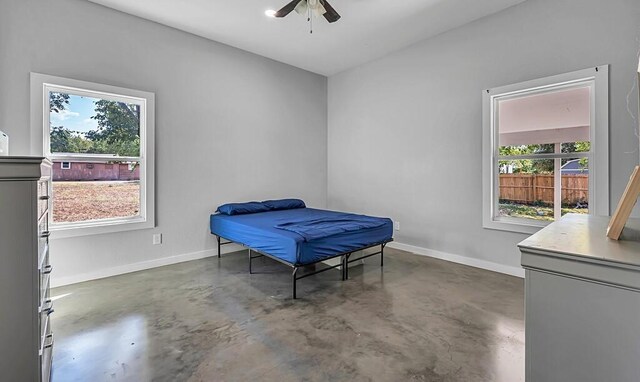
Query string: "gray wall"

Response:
xmin=0 ymin=0 xmax=328 ymax=284
xmin=328 ymin=0 xmax=640 ymax=270
xmin=2 ymin=0 xmax=639 ymax=283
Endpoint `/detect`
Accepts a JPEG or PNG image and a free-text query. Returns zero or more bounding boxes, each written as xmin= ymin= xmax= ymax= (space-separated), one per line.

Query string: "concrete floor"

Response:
xmin=51 ymin=248 xmax=524 ymax=382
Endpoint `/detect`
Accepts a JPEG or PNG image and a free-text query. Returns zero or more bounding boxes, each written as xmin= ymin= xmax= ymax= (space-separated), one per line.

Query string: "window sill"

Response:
xmin=51 ymin=217 xmax=154 ymax=239
xmin=483 ymin=217 xmax=549 ymax=235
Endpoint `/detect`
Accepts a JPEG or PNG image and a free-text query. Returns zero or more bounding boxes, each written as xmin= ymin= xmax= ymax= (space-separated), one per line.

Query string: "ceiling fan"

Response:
xmin=274 ymin=0 xmax=341 ymax=25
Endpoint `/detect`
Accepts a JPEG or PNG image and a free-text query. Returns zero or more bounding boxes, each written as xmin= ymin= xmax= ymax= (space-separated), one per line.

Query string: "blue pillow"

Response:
xmin=216 ymin=201 xmax=270 ymax=216
xmin=262 ymin=198 xmax=306 ymax=211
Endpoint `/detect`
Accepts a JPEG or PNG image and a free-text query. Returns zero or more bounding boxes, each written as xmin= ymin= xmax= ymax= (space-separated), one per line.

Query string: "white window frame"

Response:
xmin=61 ymin=161 xmax=71 ymax=170
xmin=30 ymin=73 xmax=155 ymax=238
xmin=482 ymin=66 xmax=609 ymax=234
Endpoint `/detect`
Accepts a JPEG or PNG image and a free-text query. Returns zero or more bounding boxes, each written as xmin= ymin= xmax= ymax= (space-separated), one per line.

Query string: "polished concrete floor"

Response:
xmin=51 ymin=248 xmax=524 ymax=382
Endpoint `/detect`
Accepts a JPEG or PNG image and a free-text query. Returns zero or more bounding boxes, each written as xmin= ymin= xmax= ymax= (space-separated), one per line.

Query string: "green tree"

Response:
xmin=88 ymin=137 xmax=140 ymax=157
xmin=49 ymin=92 xmax=70 ymax=113
xmin=50 ymin=126 xmax=95 ymax=153
xmin=499 ymin=144 xmax=553 ymax=173
xmin=562 ymin=141 xmax=590 ymax=169
xmin=50 ymin=126 xmax=72 ymax=153
xmin=499 ymin=141 xmax=590 ymax=173
xmin=49 ymin=93 xmax=72 ymax=153
xmin=86 ymin=100 xmax=140 ymax=156
xmin=68 ymin=134 xmax=93 ymax=153
xmin=48 ymin=94 xmax=141 ymax=157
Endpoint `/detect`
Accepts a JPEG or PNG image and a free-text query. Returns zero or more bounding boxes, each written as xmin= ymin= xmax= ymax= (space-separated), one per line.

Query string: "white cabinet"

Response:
xmin=0 ymin=157 xmax=53 ymax=382
xmin=519 ymin=214 xmax=640 ymax=382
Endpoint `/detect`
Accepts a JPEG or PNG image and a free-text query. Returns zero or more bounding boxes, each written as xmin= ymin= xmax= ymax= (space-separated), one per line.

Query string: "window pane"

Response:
xmin=497 ymin=86 xmax=590 ymax=152
xmin=49 ymin=92 xmax=140 ymax=157
xmin=499 ymin=144 xmax=554 ymax=156
xmin=52 ymin=160 xmax=141 ymax=223
xmin=498 ymin=158 xmax=554 ymax=175
xmin=498 ymin=160 xmax=555 ymax=222
xmin=561 ymin=158 xmax=589 ymax=216
xmin=561 ymin=141 xmax=591 ymax=154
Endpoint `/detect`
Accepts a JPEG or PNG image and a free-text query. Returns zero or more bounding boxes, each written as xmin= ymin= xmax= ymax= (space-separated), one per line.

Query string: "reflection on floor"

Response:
xmin=51 ymin=247 xmax=524 ymax=381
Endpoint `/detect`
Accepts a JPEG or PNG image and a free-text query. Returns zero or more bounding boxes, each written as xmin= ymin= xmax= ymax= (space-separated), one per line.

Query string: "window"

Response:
xmin=483 ymin=67 xmax=608 ymax=234
xmin=31 ymin=73 xmax=155 ymax=238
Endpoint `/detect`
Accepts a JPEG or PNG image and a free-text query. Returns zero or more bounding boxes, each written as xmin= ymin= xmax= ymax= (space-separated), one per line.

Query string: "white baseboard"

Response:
xmin=51 ymin=243 xmax=245 ymax=288
xmin=52 ymin=241 xmax=524 ymax=288
xmin=387 ymin=242 xmax=525 ymax=278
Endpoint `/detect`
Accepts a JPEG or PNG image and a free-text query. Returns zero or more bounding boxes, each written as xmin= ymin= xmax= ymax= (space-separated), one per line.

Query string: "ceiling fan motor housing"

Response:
xmin=275 ymin=0 xmax=341 ymax=24
xmin=295 ymin=0 xmax=327 ymax=17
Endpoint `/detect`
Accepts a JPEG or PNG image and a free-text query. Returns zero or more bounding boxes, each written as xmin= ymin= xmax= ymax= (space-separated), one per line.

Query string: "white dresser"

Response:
xmin=518 ymin=214 xmax=640 ymax=382
xmin=0 ymin=157 xmax=53 ymax=382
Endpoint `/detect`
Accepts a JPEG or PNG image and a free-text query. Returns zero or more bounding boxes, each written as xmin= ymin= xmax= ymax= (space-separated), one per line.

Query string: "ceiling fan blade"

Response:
xmin=275 ymin=0 xmax=303 ymax=18
xmin=321 ymin=0 xmax=341 ymax=23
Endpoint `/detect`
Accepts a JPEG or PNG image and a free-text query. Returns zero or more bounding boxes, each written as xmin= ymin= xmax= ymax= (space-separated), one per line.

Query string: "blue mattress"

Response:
xmin=210 ymin=208 xmax=393 ymax=266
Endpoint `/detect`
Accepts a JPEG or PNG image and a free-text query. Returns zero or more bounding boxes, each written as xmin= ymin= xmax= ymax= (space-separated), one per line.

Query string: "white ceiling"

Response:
xmin=87 ymin=0 xmax=525 ymax=76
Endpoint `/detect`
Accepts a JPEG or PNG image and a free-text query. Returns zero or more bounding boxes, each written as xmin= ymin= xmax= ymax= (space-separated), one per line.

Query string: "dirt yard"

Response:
xmin=52 ymin=181 xmax=140 ymax=223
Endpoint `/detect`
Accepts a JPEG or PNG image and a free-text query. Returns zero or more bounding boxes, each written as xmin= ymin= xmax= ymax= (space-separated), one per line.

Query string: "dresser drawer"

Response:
xmin=39 ymin=267 xmax=51 ymax=309
xmin=39 ymin=239 xmax=52 ymax=330
xmin=38 ymin=194 xmax=50 ymax=221
xmin=39 ymin=303 xmax=53 ymax=349
xmin=42 ymin=343 xmax=53 ymax=382
xmin=38 ymin=210 xmax=49 ymax=235
xmin=40 ymin=333 xmax=53 ymax=382
xmin=39 ymin=239 xmax=50 ymax=274
xmin=38 ymin=214 xmax=50 ymax=261
xmin=38 ymin=180 xmax=50 ymax=198
xmin=38 ymin=180 xmax=50 ymax=222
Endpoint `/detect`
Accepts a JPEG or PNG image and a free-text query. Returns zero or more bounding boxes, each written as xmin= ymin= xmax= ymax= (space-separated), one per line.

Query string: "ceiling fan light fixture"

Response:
xmin=294 ymin=1 xmax=307 ymax=15
xmin=272 ymin=0 xmax=341 ymax=31
xmin=295 ymin=0 xmax=326 ymax=17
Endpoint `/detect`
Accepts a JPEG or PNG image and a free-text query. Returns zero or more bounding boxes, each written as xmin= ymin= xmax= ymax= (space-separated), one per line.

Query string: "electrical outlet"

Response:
xmin=153 ymin=233 xmax=162 ymax=245
xmin=394 ymin=221 xmax=400 ymax=231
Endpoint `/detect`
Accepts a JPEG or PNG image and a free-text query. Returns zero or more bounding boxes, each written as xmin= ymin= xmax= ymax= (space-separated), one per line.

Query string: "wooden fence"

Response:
xmin=499 ymin=174 xmax=588 ymax=205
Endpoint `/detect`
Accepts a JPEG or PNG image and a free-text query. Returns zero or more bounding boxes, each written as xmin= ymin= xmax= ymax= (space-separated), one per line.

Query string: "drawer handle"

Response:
xmin=39 ymin=195 xmax=50 ymax=201
xmin=43 ymin=265 xmax=53 ymax=275
xmin=40 ymin=231 xmax=51 ymax=238
xmin=41 ymin=300 xmax=54 ymax=315
xmin=44 ymin=334 xmax=54 ymax=349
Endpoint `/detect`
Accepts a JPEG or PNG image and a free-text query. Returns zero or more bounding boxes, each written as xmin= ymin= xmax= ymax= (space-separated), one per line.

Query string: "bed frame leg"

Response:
xmin=345 ymin=253 xmax=351 ymax=280
xmin=249 ymin=249 xmax=253 ymax=274
xmin=292 ymin=267 xmax=298 ymax=299
xmin=341 ymin=255 xmax=346 ymax=281
xmin=217 ymin=236 xmax=221 ymax=258
xmin=381 ymin=243 xmax=384 ymax=267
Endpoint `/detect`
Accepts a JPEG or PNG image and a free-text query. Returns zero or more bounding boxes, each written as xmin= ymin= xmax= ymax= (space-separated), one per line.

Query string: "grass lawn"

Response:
xmin=52 ymin=181 xmax=140 ymax=223
xmin=499 ymin=203 xmax=588 ymax=222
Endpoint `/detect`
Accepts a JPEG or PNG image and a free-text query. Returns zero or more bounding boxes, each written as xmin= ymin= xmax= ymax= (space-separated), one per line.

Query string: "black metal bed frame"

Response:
xmin=215 ymin=235 xmax=392 ymax=299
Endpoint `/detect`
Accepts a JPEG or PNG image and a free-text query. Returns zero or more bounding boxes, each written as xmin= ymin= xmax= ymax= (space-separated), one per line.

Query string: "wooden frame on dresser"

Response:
xmin=0 ymin=157 xmax=53 ymax=381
